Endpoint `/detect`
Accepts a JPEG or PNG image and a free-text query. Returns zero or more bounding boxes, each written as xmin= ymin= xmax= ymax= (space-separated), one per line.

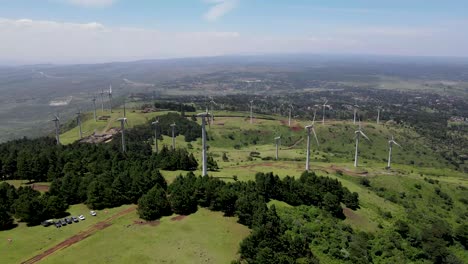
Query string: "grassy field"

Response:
xmin=41 ymin=208 xmax=249 ymax=264
xmin=0 ymin=204 xmax=134 ymax=264
xmin=4 ymin=109 xmax=467 ymax=263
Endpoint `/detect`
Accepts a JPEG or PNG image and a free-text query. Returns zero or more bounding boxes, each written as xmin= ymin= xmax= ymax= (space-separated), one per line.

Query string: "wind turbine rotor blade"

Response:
xmin=360 ymin=131 xmax=370 ymax=141
xmin=312 ymin=127 xmax=319 ymax=146
xmin=393 ymin=141 xmax=402 ymax=147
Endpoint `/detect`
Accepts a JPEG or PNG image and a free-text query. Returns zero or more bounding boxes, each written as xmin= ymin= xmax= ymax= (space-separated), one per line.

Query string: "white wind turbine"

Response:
xmin=305 ymin=113 xmax=319 ymax=171
xmin=151 ymin=119 xmax=159 ymax=153
xmin=377 ymin=106 xmax=382 ymax=125
xmin=197 ymin=111 xmax=212 ymax=176
xmin=123 ymin=99 xmax=127 ymax=117
xmin=353 ymin=100 xmax=359 ymax=124
xmin=108 ymin=84 xmax=113 ymax=113
xmin=170 ymin=122 xmax=176 ymax=150
xmin=275 ymin=136 xmax=281 ymax=160
xmin=249 ymin=100 xmax=254 ymax=124
xmin=52 ymin=114 xmax=60 ymax=145
xmin=288 ymin=104 xmax=293 ymax=127
xmin=99 ymin=89 xmax=105 ymax=113
xmin=354 ymin=120 xmax=371 ymax=167
xmin=92 ymin=95 xmax=97 ymax=121
xmin=76 ymin=110 xmax=82 ymax=139
xmin=117 ymin=117 xmax=128 ymax=152
xmin=387 ymin=135 xmax=402 ymax=169
xmin=322 ymin=100 xmax=330 ymax=125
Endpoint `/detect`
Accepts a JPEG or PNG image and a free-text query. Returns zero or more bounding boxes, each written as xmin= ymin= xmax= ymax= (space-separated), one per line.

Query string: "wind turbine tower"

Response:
xmin=387 ymin=135 xmax=401 ymax=169
xmin=322 ymin=100 xmax=329 ymax=125
xmin=151 ymin=119 xmax=159 ymax=153
xmin=249 ymin=100 xmax=254 ymax=124
xmin=275 ymin=136 xmax=281 ymax=160
xmin=353 ymin=101 xmax=359 ymax=124
xmin=123 ymin=99 xmax=127 ymax=117
xmin=377 ymin=107 xmax=381 ymax=125
xmin=197 ymin=111 xmax=212 ymax=176
xmin=170 ymin=123 xmax=176 ymax=150
xmin=288 ymin=104 xmax=293 ymax=127
xmin=305 ymin=115 xmax=319 ymax=171
xmin=117 ymin=118 xmax=128 ymax=152
xmin=92 ymin=95 xmax=97 ymax=121
xmin=108 ymin=84 xmax=113 ymax=113
xmin=354 ymin=121 xmax=371 ymax=167
xmin=52 ymin=114 xmax=61 ymax=145
xmin=99 ymin=89 xmax=105 ymax=113
xmin=76 ymin=110 xmax=82 ymax=139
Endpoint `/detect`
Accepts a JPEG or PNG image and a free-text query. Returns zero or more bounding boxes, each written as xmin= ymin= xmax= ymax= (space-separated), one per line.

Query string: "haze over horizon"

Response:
xmin=1 ymin=0 xmax=468 ymax=64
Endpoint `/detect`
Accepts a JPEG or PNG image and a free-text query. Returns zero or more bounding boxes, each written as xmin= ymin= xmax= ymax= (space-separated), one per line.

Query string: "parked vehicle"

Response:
xmin=72 ymin=216 xmax=79 ymax=223
xmin=60 ymin=219 xmax=67 ymax=226
xmin=78 ymin=215 xmax=86 ymax=220
xmin=65 ymin=217 xmax=73 ymax=224
xmin=90 ymin=211 xmax=97 ymax=216
xmin=55 ymin=222 xmax=62 ymax=228
xmin=41 ymin=220 xmax=54 ymax=227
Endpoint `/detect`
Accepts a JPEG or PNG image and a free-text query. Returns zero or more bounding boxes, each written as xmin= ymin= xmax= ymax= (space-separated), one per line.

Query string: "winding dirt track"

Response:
xmin=21 ymin=206 xmax=137 ymax=264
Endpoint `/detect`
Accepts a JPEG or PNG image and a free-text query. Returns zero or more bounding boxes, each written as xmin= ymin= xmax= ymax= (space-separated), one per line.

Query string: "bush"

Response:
xmin=360 ymin=178 xmax=371 ymax=187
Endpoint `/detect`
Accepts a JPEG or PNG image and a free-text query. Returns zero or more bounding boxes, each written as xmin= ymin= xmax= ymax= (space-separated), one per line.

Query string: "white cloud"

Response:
xmin=203 ymin=0 xmax=238 ymax=21
xmin=63 ymin=0 xmax=116 ymax=8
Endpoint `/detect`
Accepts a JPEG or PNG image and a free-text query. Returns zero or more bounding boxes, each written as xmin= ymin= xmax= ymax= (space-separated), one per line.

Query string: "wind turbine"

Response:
xmin=92 ymin=95 xmax=97 ymax=121
xmin=99 ymin=89 xmax=105 ymax=113
xmin=322 ymin=99 xmax=329 ymax=125
xmin=377 ymin=106 xmax=382 ymax=125
xmin=353 ymin=101 xmax=359 ymax=125
xmin=249 ymin=100 xmax=254 ymax=124
xmin=288 ymin=104 xmax=293 ymax=127
xmin=275 ymin=136 xmax=281 ymax=160
xmin=305 ymin=114 xmax=319 ymax=171
xmin=197 ymin=111 xmax=212 ymax=176
xmin=52 ymin=114 xmax=60 ymax=145
xmin=123 ymin=99 xmax=127 ymax=117
xmin=354 ymin=120 xmax=371 ymax=167
xmin=387 ymin=135 xmax=402 ymax=169
xmin=76 ymin=110 xmax=82 ymax=139
xmin=170 ymin=123 xmax=176 ymax=150
xmin=117 ymin=117 xmax=128 ymax=152
xmin=108 ymin=84 xmax=113 ymax=113
xmin=151 ymin=119 xmax=159 ymax=153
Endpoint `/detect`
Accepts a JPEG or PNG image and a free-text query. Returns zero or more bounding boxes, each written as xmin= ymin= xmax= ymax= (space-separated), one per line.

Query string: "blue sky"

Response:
xmin=1 ymin=0 xmax=467 ymax=63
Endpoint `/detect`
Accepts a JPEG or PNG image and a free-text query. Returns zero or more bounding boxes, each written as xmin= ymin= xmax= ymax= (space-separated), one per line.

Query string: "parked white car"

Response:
xmin=78 ymin=214 xmax=86 ymax=220
xmin=90 ymin=211 xmax=97 ymax=216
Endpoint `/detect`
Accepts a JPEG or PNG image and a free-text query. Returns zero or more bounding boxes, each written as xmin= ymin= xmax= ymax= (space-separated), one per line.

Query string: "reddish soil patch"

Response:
xmin=22 ymin=206 xmax=137 ymax=264
xmin=170 ymin=215 xmax=186 ymax=221
xmin=31 ymin=184 xmax=49 ymax=192
xmin=133 ymin=220 xmax=160 ymax=227
xmin=343 ymin=208 xmax=359 ymax=221
xmin=291 ymin=125 xmax=301 ymax=132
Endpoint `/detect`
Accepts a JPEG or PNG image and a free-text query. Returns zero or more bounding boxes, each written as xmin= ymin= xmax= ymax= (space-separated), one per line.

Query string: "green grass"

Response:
xmin=41 ymin=208 xmax=250 ymax=264
xmin=0 ymin=204 xmax=134 ymax=264
xmin=12 ymin=108 xmax=465 ymax=263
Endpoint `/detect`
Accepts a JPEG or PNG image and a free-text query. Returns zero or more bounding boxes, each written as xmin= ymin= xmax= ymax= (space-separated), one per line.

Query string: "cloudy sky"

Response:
xmin=1 ymin=0 xmax=468 ymax=64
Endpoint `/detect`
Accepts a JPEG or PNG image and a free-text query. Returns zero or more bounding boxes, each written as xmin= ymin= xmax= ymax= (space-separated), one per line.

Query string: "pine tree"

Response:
xmin=138 ymin=184 xmax=172 ymax=221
